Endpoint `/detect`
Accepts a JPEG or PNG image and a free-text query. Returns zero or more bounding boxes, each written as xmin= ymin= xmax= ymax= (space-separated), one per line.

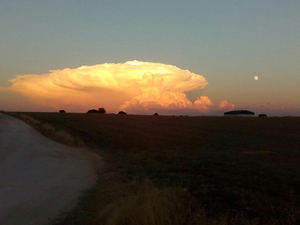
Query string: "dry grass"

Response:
xmin=18 ymin=114 xmax=80 ymax=146
xmin=98 ymin=180 xmax=192 ymax=225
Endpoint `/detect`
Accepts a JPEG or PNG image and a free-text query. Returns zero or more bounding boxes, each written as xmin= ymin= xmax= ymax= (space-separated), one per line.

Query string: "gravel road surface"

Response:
xmin=0 ymin=113 xmax=98 ymax=225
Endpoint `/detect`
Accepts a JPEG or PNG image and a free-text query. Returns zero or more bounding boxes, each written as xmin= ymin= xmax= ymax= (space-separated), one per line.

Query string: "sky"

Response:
xmin=0 ymin=0 xmax=299 ymax=115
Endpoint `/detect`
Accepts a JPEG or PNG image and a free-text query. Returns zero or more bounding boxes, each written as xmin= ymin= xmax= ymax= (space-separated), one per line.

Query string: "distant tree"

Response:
xmin=224 ymin=110 xmax=255 ymax=116
xmin=118 ymin=111 xmax=127 ymax=115
xmin=259 ymin=114 xmax=267 ymax=117
xmin=87 ymin=108 xmax=106 ymax=114
xmin=59 ymin=110 xmax=66 ymax=113
xmin=153 ymin=113 xmax=159 ymax=116
xmin=98 ymin=108 xmax=106 ymax=114
xmin=87 ymin=109 xmax=98 ymax=113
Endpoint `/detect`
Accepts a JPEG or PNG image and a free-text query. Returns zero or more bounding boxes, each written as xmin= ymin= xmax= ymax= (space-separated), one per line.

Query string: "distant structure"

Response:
xmin=259 ymin=114 xmax=267 ymax=117
xmin=118 ymin=111 xmax=127 ymax=115
xmin=59 ymin=110 xmax=66 ymax=113
xmin=224 ymin=110 xmax=255 ymax=116
xmin=153 ymin=113 xmax=159 ymax=116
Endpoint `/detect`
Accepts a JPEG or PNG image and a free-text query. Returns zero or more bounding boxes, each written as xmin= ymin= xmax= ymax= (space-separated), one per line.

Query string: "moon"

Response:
xmin=254 ymin=75 xmax=259 ymax=81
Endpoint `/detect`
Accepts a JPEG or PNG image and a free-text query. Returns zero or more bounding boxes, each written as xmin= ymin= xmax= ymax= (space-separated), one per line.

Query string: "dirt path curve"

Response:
xmin=0 ymin=113 xmax=99 ymax=225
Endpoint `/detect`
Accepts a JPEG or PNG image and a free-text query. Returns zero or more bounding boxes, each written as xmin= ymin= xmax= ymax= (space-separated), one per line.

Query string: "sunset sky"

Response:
xmin=0 ymin=0 xmax=299 ymax=115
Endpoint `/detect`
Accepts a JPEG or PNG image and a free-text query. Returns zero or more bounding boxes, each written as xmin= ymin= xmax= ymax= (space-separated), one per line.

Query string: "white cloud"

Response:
xmin=1 ymin=60 xmax=235 ymax=114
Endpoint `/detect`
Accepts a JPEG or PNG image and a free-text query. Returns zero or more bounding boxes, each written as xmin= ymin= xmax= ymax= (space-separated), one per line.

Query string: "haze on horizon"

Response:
xmin=0 ymin=0 xmax=299 ymax=115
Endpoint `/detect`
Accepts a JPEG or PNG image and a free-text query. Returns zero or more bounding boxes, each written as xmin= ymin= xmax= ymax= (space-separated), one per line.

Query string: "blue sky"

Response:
xmin=0 ymin=0 xmax=300 ymax=114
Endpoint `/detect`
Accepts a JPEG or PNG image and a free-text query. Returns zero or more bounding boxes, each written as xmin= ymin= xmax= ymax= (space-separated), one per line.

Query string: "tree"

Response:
xmin=98 ymin=108 xmax=106 ymax=114
xmin=118 ymin=111 xmax=127 ymax=115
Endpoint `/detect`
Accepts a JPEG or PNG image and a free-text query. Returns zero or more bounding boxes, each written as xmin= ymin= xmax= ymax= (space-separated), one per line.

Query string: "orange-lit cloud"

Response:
xmin=194 ymin=96 xmax=214 ymax=112
xmin=218 ymin=100 xmax=235 ymax=111
xmin=1 ymin=60 xmax=235 ymax=114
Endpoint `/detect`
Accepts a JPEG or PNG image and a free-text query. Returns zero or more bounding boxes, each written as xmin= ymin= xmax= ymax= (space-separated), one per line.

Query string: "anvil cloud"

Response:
xmin=1 ymin=60 xmax=235 ymax=114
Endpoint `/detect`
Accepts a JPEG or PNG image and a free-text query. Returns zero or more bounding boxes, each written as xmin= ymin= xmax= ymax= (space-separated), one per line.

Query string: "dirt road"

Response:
xmin=0 ymin=113 xmax=98 ymax=225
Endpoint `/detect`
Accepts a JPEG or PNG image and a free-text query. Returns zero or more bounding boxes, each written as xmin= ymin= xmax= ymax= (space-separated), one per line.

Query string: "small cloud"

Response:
xmin=218 ymin=100 xmax=235 ymax=111
xmin=194 ymin=96 xmax=214 ymax=112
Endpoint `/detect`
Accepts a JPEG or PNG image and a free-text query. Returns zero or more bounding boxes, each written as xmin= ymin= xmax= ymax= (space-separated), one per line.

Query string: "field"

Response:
xmin=9 ymin=112 xmax=300 ymax=225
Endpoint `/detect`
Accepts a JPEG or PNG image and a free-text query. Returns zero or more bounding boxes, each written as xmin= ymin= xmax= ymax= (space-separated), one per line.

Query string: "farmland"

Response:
xmin=9 ymin=112 xmax=300 ymax=225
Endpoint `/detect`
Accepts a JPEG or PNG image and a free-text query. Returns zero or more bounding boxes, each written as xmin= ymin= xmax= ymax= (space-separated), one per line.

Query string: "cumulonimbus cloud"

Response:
xmin=1 ymin=60 xmax=235 ymax=114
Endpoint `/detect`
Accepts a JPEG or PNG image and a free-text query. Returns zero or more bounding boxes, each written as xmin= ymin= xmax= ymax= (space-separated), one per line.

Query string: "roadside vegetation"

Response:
xmin=8 ymin=112 xmax=300 ymax=225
